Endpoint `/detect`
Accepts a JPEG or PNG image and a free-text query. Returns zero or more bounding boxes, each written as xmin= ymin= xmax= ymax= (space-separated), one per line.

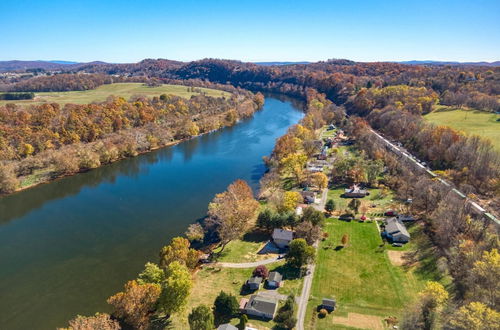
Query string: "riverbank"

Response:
xmin=0 ymin=92 xmax=263 ymax=196
xmin=0 ymin=96 xmax=303 ymax=330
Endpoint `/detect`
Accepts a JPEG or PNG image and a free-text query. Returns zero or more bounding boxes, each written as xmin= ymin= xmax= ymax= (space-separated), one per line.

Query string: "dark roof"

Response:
xmin=322 ymin=298 xmax=336 ymax=307
xmin=268 ymin=271 xmax=283 ymax=282
xmin=246 ymin=294 xmax=278 ymax=315
xmin=247 ymin=276 xmax=262 ymax=285
xmin=217 ymin=324 xmax=238 ymax=330
xmin=272 ymin=228 xmax=293 ymax=241
xmin=385 ymin=217 xmax=410 ymax=238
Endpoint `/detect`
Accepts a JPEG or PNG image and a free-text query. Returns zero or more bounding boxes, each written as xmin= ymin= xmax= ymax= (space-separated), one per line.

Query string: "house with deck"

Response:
xmin=344 ymin=184 xmax=369 ymax=198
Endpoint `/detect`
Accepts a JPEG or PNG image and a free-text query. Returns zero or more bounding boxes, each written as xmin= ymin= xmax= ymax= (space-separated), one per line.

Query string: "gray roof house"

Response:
xmin=272 ymin=228 xmax=294 ymax=249
xmin=384 ymin=217 xmax=410 ymax=243
xmin=217 ymin=324 xmax=238 ymax=330
xmin=320 ymin=298 xmax=336 ymax=312
xmin=246 ymin=276 xmax=262 ymax=291
xmin=267 ymin=271 xmax=283 ymax=289
xmin=243 ymin=294 xmax=278 ymax=319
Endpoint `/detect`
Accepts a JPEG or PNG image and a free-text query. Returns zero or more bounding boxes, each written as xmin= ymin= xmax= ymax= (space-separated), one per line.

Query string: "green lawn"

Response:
xmin=0 ymin=83 xmax=231 ymax=106
xmin=327 ymin=184 xmax=397 ymax=218
xmin=213 ymin=231 xmax=271 ymax=263
xmin=305 ymin=219 xmax=439 ymax=330
xmin=171 ymin=261 xmax=302 ymax=330
xmin=424 ymin=106 xmax=500 ymax=151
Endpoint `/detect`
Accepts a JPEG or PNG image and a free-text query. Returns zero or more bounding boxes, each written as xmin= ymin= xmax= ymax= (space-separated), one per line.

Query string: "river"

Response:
xmin=0 ymin=96 xmax=304 ymax=330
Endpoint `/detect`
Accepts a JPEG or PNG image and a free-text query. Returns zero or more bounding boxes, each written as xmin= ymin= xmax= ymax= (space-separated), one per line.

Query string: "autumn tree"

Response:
xmin=64 ymin=313 xmax=120 ymax=330
xmin=301 ymin=207 xmax=325 ymax=226
xmin=341 ymin=234 xmax=349 ymax=246
xmin=157 ymin=261 xmax=193 ymax=317
xmin=159 ymin=236 xmax=201 ymax=270
xmin=447 ymin=301 xmax=500 ymax=330
xmin=185 ymin=223 xmax=204 ymax=243
xmin=253 ymin=265 xmax=269 ymax=278
xmin=310 ymin=172 xmax=328 ymax=189
xmin=278 ymin=191 xmax=302 ymax=213
xmin=348 ymin=199 xmax=361 ymax=214
xmin=0 ymin=163 xmax=19 ymax=193
xmin=137 ymin=262 xmax=165 ymax=285
xmin=401 ymin=281 xmax=448 ymax=330
xmin=188 ymin=305 xmax=214 ymax=330
xmin=469 ymin=249 xmax=499 ymax=308
xmin=280 ymin=153 xmax=308 ymax=184
xmin=107 ymin=280 xmax=161 ymax=330
xmin=295 ymin=221 xmax=322 ymax=245
xmin=208 ymin=179 xmax=259 ymax=252
xmin=286 ymin=239 xmax=315 ymax=268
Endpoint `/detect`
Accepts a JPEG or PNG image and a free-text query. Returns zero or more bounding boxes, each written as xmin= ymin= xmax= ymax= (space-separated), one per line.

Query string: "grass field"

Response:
xmin=305 ymin=219 xmax=441 ymax=330
xmin=424 ymin=106 xmax=500 ymax=151
xmin=0 ymin=83 xmax=231 ymax=106
xmin=171 ymin=260 xmax=302 ymax=330
xmin=213 ymin=231 xmax=270 ymax=263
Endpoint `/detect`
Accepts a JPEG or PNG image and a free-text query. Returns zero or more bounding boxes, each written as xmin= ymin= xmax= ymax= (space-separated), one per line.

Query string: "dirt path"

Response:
xmin=214 ymin=255 xmax=284 ymax=268
xmin=332 ymin=313 xmax=384 ymax=330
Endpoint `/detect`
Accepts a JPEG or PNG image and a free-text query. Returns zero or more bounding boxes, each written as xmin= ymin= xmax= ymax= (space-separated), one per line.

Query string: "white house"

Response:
xmin=272 ymin=228 xmax=293 ymax=248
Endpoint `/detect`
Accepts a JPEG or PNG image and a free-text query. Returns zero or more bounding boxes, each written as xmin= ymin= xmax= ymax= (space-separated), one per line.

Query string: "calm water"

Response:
xmin=0 ymin=96 xmax=303 ymax=330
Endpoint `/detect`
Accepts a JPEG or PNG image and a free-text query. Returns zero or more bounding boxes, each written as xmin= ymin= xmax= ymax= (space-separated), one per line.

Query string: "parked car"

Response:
xmin=339 ymin=214 xmax=354 ymax=221
xmin=384 ymin=210 xmax=398 ymax=216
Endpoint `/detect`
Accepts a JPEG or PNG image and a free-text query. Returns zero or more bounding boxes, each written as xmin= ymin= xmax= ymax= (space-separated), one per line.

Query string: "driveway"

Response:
xmin=214 ymin=255 xmax=284 ymax=268
xmin=296 ymin=241 xmax=318 ymax=330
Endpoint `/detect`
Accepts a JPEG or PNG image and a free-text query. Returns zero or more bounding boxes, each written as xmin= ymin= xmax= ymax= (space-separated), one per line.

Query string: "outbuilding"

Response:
xmin=246 ymin=276 xmax=262 ymax=291
xmin=266 ymin=271 xmax=283 ymax=289
xmin=320 ymin=298 xmax=336 ymax=312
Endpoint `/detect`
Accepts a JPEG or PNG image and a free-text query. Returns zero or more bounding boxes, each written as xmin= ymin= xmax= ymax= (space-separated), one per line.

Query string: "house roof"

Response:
xmin=272 ymin=228 xmax=293 ymax=241
xmin=217 ymin=324 xmax=238 ymax=330
xmin=247 ymin=276 xmax=262 ymax=285
xmin=322 ymin=298 xmax=336 ymax=307
xmin=246 ymin=294 xmax=278 ymax=315
xmin=385 ymin=217 xmax=410 ymax=238
xmin=344 ymin=184 xmax=367 ymax=194
xmin=268 ymin=271 xmax=283 ymax=282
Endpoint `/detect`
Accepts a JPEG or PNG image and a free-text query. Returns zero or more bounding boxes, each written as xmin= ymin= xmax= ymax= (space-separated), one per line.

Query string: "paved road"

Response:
xmin=296 ymin=242 xmax=318 ymax=330
xmin=312 ymin=188 xmax=328 ymax=212
xmin=214 ymin=255 xmax=284 ymax=268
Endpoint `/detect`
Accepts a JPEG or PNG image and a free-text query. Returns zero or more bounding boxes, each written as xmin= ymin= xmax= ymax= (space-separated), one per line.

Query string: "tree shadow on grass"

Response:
xmin=404 ymin=225 xmax=443 ymax=282
xmin=270 ymin=263 xmax=302 ymax=280
xmin=242 ymin=229 xmax=270 ymax=243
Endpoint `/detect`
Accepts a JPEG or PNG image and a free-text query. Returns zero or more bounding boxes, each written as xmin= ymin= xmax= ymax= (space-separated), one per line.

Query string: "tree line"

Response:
xmin=0 ymin=90 xmax=264 ymax=194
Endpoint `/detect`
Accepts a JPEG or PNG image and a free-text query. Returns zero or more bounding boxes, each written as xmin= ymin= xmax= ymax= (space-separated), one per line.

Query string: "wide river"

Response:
xmin=0 ymin=96 xmax=304 ymax=330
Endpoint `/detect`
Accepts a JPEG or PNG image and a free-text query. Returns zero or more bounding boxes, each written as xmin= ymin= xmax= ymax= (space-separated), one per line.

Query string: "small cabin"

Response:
xmin=246 ymin=276 xmax=262 ymax=291
xmin=320 ymin=298 xmax=336 ymax=312
xmin=267 ymin=271 xmax=283 ymax=289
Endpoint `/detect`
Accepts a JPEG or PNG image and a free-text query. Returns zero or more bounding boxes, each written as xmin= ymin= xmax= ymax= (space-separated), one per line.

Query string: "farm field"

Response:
xmin=424 ymin=106 xmax=500 ymax=151
xmin=304 ymin=219 xmax=443 ymax=330
xmin=0 ymin=83 xmax=231 ymax=106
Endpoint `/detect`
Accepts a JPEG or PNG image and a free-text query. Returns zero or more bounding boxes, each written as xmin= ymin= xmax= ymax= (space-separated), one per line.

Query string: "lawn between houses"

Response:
xmin=170 ymin=231 xmax=305 ymax=329
xmin=304 ymin=218 xmax=444 ymax=330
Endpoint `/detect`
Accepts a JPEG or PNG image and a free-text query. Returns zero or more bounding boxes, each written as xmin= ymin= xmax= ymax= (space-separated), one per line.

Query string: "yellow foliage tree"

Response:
xmin=448 ymin=301 xmax=500 ymax=330
xmin=280 ymin=191 xmax=302 ymax=213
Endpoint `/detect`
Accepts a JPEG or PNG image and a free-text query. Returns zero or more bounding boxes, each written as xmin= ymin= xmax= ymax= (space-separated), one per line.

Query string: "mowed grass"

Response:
xmin=213 ymin=231 xmax=270 ymax=263
xmin=0 ymin=83 xmax=231 ymax=106
xmin=424 ymin=106 xmax=500 ymax=151
xmin=171 ymin=261 xmax=298 ymax=330
xmin=305 ymin=219 xmax=433 ymax=329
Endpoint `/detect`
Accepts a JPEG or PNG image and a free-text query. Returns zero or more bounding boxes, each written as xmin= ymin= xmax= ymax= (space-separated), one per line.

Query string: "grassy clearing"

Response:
xmin=0 ymin=83 xmax=231 ymax=106
xmin=171 ymin=260 xmax=301 ymax=329
xmin=305 ymin=219 xmax=441 ymax=330
xmin=327 ymin=184 xmax=397 ymax=218
xmin=424 ymin=105 xmax=500 ymax=151
xmin=213 ymin=231 xmax=270 ymax=263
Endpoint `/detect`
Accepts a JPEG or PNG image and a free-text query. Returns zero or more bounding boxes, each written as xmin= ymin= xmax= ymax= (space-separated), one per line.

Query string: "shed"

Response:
xmin=267 ymin=271 xmax=283 ymax=288
xmin=246 ymin=276 xmax=262 ymax=291
xmin=272 ymin=228 xmax=294 ymax=249
xmin=320 ymin=298 xmax=336 ymax=312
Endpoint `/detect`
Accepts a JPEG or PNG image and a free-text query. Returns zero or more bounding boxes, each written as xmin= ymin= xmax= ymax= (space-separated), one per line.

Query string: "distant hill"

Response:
xmin=253 ymin=61 xmax=311 ymax=66
xmin=398 ymin=60 xmax=500 ymax=67
xmin=0 ymin=60 xmax=108 ymax=72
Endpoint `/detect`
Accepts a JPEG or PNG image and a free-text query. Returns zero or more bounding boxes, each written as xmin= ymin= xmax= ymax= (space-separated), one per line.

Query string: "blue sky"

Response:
xmin=1 ymin=0 xmax=499 ymax=63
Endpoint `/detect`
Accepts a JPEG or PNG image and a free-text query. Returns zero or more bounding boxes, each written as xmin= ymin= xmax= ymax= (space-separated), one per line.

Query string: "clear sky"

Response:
xmin=1 ymin=0 xmax=499 ymax=63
